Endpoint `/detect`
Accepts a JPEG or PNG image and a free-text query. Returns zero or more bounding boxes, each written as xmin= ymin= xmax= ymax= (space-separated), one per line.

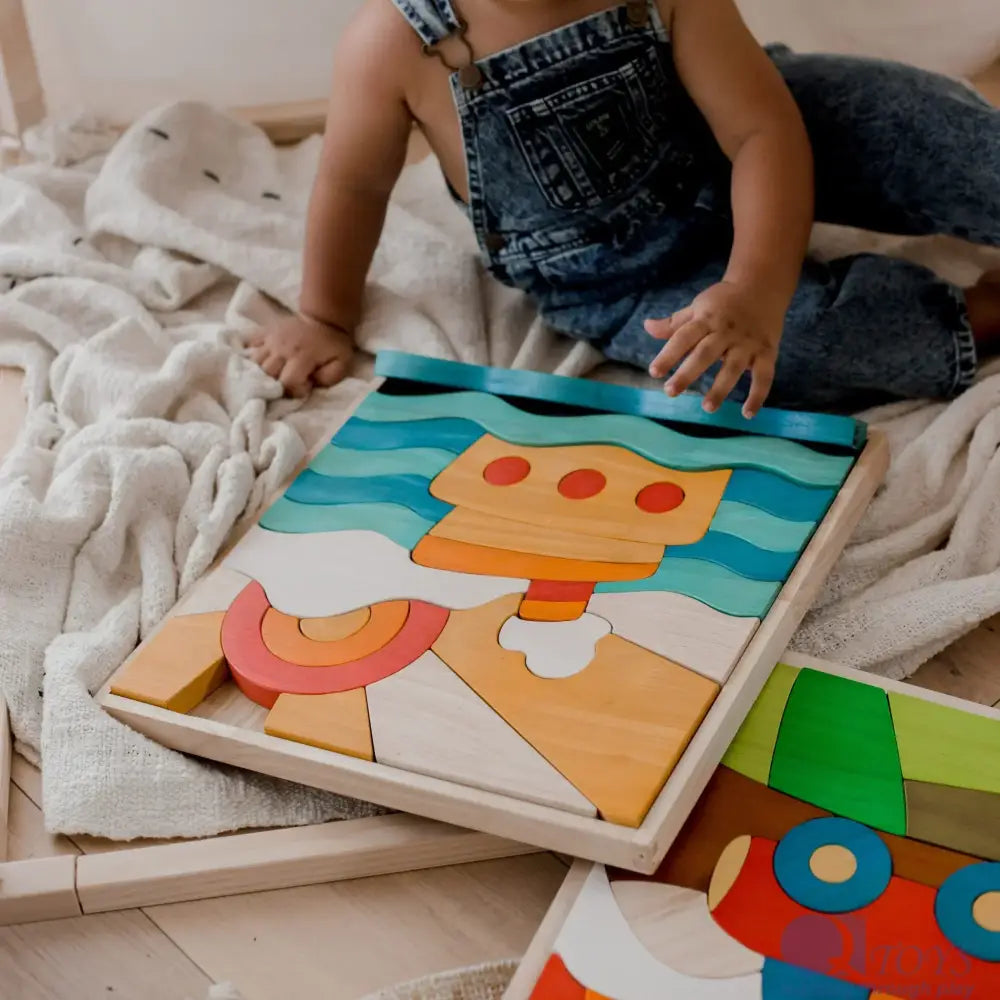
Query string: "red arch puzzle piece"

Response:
xmin=221 ymin=581 xmax=449 ymax=708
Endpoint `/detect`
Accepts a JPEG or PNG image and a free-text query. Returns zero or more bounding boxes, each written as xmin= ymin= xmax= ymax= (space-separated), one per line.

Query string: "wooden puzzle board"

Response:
xmin=506 ymin=653 xmax=1000 ymax=1000
xmin=98 ymin=352 xmax=887 ymax=872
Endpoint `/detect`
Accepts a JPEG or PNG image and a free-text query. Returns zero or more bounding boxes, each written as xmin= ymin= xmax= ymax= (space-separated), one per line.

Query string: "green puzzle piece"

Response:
xmin=769 ymin=668 xmax=907 ymax=834
xmin=890 ymin=692 xmax=1000 ymax=795
xmin=723 ymin=662 xmax=800 ymax=784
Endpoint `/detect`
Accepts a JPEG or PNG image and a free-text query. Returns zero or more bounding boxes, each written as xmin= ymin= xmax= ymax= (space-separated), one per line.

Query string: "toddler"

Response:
xmin=250 ymin=0 xmax=1000 ymax=415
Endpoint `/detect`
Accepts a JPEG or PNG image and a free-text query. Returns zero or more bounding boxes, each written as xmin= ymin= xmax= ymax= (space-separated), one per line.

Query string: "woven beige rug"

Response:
xmin=357 ymin=961 xmax=518 ymax=1000
xmin=203 ymin=959 xmax=518 ymax=1000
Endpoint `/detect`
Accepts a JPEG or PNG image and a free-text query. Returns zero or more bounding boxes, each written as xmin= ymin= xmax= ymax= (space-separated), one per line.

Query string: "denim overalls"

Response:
xmin=391 ymin=0 xmax=999 ymax=411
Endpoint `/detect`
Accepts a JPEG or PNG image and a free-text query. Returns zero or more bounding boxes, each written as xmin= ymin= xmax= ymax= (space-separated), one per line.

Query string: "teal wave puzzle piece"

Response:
xmin=596 ymin=556 xmax=782 ymax=618
xmin=713 ymin=502 xmax=816 ymax=552
xmin=374 ymin=350 xmax=867 ymax=449
xmin=334 ymin=415 xmax=484 ymax=454
xmin=355 ymin=391 xmax=854 ymax=488
xmin=285 ymin=471 xmax=452 ymax=522
xmin=309 ymin=444 xmax=455 ymax=479
xmin=726 ymin=468 xmax=836 ymax=522
xmin=667 ymin=531 xmax=798 ymax=582
xmin=259 ymin=497 xmax=433 ymax=549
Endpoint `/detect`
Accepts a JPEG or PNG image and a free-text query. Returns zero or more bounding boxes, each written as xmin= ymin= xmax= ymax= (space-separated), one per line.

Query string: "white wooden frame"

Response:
xmin=0 ymin=0 xmax=44 ymax=137
xmin=0 ymin=696 xmax=537 ymax=927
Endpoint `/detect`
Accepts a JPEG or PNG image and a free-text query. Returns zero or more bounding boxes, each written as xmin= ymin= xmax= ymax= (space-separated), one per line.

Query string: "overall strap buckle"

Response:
xmin=421 ymin=14 xmax=483 ymax=90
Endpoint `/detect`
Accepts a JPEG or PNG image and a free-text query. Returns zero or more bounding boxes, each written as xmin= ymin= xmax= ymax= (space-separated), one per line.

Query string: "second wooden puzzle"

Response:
xmin=511 ymin=655 xmax=1000 ymax=999
xmin=101 ymin=352 xmax=886 ymax=869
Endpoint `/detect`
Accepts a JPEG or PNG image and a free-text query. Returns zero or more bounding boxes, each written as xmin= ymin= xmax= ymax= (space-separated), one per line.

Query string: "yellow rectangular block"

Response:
xmin=110 ymin=612 xmax=228 ymax=713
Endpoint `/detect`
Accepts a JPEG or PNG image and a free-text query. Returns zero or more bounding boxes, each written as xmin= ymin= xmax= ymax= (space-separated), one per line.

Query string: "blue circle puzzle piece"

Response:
xmin=935 ymin=862 xmax=1000 ymax=962
xmin=774 ymin=817 xmax=892 ymax=914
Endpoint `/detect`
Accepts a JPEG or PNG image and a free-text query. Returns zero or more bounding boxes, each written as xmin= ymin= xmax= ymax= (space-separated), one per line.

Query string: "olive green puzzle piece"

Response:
xmin=905 ymin=780 xmax=1000 ymax=862
xmin=769 ymin=668 xmax=906 ymax=834
xmin=721 ymin=661 xmax=800 ymax=784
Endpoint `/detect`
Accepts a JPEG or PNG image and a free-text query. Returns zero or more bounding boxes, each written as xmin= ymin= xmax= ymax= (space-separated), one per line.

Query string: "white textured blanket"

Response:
xmin=0 ymin=102 xmax=997 ymax=839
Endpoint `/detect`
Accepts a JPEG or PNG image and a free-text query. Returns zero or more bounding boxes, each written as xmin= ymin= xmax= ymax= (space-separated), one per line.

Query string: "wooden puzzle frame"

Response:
xmin=0 ymin=695 xmax=537 ymax=926
xmin=504 ymin=651 xmax=1000 ymax=1000
xmin=97 ymin=354 xmax=888 ymax=875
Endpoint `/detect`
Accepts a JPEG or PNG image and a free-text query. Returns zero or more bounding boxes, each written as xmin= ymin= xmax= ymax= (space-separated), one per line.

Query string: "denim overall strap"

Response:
xmin=390 ymin=0 xmax=463 ymax=47
xmin=449 ymin=0 xmax=701 ymax=265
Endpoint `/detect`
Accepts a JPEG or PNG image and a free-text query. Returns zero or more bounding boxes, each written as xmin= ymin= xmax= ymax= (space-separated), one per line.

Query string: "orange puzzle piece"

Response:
xmin=264 ymin=688 xmax=374 ymax=760
xmin=432 ymin=594 xmax=719 ymax=827
xmin=109 ymin=612 xmax=229 ymax=713
xmin=428 ymin=436 xmax=731 ymax=547
xmin=260 ymin=601 xmax=409 ymax=667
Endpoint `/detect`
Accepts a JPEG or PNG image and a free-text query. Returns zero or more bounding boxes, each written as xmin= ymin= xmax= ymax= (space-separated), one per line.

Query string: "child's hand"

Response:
xmin=645 ymin=281 xmax=784 ymax=419
xmin=248 ymin=315 xmax=355 ymax=398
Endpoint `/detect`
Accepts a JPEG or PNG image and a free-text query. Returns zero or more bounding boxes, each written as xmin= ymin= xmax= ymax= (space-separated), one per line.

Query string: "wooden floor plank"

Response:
xmin=7 ymin=761 xmax=563 ymax=998
xmin=144 ymin=855 xmax=566 ymax=1000
xmin=2 ymin=770 xmax=213 ymax=998
xmin=6 ymin=756 xmax=560 ymax=999
xmin=0 ymin=910 xmax=213 ymax=1000
xmin=7 ymin=784 xmax=78 ymax=863
xmin=907 ymin=614 xmax=1000 ymax=708
xmin=11 ymin=754 xmax=42 ymax=807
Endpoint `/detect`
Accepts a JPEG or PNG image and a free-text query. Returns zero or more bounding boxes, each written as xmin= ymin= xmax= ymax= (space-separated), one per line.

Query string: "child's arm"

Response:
xmin=250 ymin=3 xmax=413 ymax=395
xmin=647 ymin=0 xmax=814 ymax=417
xmin=300 ymin=12 xmax=413 ymax=334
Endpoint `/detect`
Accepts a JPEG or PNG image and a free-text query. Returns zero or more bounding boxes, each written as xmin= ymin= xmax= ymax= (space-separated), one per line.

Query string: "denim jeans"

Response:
xmin=393 ymin=0 xmax=997 ymax=410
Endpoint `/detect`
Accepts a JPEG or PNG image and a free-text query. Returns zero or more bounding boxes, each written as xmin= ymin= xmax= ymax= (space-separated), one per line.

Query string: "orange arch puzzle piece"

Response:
xmin=260 ymin=601 xmax=409 ymax=667
xmin=221 ymin=582 xmax=449 ymax=708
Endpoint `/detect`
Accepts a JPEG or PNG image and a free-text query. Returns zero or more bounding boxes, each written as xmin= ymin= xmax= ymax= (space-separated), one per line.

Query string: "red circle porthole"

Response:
xmin=558 ymin=469 xmax=607 ymax=500
xmin=636 ymin=482 xmax=686 ymax=513
xmin=483 ymin=456 xmax=531 ymax=486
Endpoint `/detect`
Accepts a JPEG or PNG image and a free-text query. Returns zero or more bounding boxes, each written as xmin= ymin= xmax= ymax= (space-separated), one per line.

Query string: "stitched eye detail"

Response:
xmin=147 ymin=127 xmax=170 ymax=140
xmin=262 ymin=191 xmax=282 ymax=201
xmin=203 ymin=169 xmax=221 ymax=183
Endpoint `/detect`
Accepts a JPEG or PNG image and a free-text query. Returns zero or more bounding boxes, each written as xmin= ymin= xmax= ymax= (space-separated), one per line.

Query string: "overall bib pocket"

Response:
xmin=505 ymin=50 xmax=675 ymax=211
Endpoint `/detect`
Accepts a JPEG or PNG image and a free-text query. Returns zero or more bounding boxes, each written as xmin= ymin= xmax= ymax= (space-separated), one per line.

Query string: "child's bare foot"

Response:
xmin=248 ymin=316 xmax=355 ymax=397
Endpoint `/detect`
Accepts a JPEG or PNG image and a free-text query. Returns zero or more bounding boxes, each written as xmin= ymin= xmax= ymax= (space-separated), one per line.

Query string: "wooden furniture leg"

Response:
xmin=0 ymin=0 xmax=45 ymax=136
